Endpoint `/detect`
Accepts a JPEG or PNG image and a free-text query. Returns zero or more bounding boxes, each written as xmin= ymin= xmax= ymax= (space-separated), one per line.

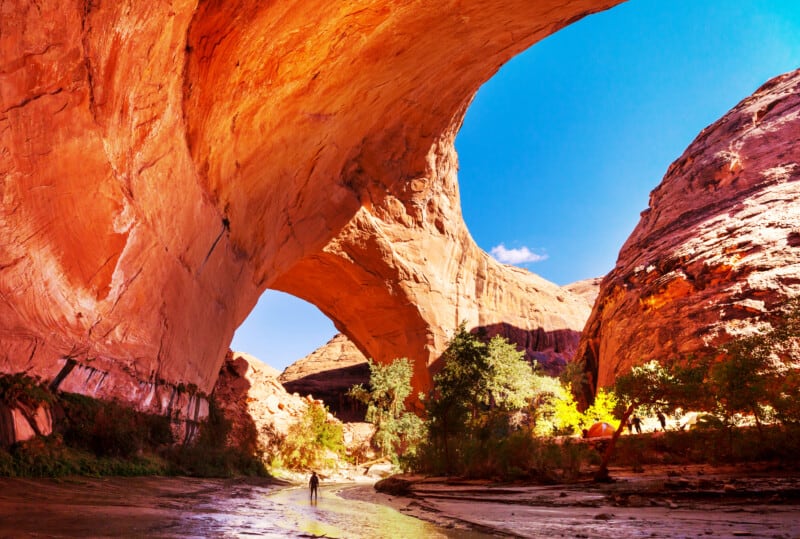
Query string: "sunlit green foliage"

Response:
xmin=278 ymin=402 xmax=344 ymax=470
xmin=711 ymin=299 xmax=800 ymax=428
xmin=524 ymin=376 xmax=580 ymax=436
xmin=422 ymin=325 xmax=541 ymax=474
xmin=581 ymin=388 xmax=618 ymax=428
xmin=483 ymin=336 xmax=537 ymax=410
xmin=349 ymin=358 xmax=426 ymax=465
xmin=409 ymin=301 xmax=800 ymax=481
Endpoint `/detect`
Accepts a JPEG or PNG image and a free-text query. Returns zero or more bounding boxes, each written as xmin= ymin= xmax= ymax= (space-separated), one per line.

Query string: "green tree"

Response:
xmin=712 ymin=299 xmax=800 ymax=428
xmin=483 ymin=336 xmax=536 ymax=410
xmin=424 ymin=325 xmax=537 ymax=473
xmin=425 ymin=324 xmax=489 ymax=471
xmin=712 ymin=335 xmax=775 ymax=431
xmin=599 ymin=359 xmax=708 ymax=481
xmin=348 ymin=358 xmax=425 ymax=463
xmin=280 ymin=402 xmax=344 ymax=470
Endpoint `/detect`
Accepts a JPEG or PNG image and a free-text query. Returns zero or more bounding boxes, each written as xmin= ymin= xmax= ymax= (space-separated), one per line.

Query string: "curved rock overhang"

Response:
xmin=0 ymin=0 xmax=619 ymax=411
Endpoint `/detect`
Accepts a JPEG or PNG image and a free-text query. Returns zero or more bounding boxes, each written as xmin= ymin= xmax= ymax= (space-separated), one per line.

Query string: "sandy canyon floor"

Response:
xmin=1 ymin=465 xmax=799 ymax=538
xmin=341 ymin=464 xmax=800 ymax=538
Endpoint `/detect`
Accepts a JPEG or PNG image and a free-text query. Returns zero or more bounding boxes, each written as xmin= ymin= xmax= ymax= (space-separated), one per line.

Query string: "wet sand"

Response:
xmin=339 ymin=464 xmax=800 ymax=538
xmin=0 ymin=476 xmax=487 ymax=538
xmin=2 ymin=466 xmax=799 ymax=538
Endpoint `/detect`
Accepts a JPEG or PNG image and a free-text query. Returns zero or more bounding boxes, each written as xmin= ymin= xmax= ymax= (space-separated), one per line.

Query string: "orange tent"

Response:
xmin=586 ymin=421 xmax=616 ymax=438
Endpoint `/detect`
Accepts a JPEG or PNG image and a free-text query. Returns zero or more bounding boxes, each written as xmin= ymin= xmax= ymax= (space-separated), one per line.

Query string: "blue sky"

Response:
xmin=233 ymin=0 xmax=800 ymax=371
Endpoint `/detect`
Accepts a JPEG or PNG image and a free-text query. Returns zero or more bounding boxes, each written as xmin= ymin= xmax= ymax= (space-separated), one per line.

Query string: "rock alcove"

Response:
xmin=2 ymin=0 xmax=799 ymax=421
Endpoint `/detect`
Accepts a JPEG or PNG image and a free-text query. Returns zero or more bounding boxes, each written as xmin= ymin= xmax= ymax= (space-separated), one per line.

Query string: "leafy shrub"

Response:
xmin=165 ymin=397 xmax=267 ymax=477
xmin=279 ymin=402 xmax=344 ymax=470
xmin=0 ymin=381 xmax=266 ymax=478
xmin=59 ymin=393 xmax=174 ymax=458
xmin=349 ymin=358 xmax=426 ymax=465
xmin=607 ymin=425 xmax=800 ymax=469
xmin=0 ymin=373 xmax=54 ymax=407
xmin=0 ymin=447 xmax=17 ymax=476
xmin=1 ymin=435 xmax=166 ymax=477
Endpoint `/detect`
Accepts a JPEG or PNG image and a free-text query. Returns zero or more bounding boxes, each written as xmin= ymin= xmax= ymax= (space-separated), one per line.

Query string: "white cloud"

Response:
xmin=490 ymin=244 xmax=548 ymax=265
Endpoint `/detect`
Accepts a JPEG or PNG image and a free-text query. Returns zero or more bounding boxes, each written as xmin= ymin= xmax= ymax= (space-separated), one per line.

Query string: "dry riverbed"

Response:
xmin=339 ymin=464 xmax=800 ymax=538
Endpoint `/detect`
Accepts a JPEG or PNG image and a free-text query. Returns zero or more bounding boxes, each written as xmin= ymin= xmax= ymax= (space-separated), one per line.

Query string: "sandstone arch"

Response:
xmin=1 ymin=0 xmax=617 ymax=411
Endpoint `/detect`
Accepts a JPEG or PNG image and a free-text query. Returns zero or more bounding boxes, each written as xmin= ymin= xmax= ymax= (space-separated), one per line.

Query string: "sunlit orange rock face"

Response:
xmin=1 ymin=0 xmax=619 ymax=412
xmin=575 ymin=69 xmax=800 ymax=400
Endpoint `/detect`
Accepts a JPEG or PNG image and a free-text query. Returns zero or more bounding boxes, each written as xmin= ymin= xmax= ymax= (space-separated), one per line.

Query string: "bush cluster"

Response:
xmin=271 ymin=402 xmax=345 ymax=470
xmin=59 ymin=393 xmax=173 ymax=458
xmin=164 ymin=397 xmax=267 ymax=478
xmin=0 ymin=376 xmax=266 ymax=478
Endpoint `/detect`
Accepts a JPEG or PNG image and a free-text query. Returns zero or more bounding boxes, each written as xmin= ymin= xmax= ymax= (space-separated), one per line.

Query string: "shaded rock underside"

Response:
xmin=1 ymin=0 xmax=620 ymax=412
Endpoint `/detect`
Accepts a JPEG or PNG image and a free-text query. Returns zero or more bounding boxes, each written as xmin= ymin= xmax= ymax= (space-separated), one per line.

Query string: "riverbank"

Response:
xmin=340 ymin=463 xmax=800 ymax=538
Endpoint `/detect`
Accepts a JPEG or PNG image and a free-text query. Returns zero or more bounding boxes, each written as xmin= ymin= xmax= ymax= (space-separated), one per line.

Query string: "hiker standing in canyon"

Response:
xmin=309 ymin=471 xmax=319 ymax=503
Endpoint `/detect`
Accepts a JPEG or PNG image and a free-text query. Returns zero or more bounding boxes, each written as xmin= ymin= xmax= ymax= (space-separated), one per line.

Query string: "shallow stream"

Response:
xmin=0 ymin=477 xmax=491 ymax=538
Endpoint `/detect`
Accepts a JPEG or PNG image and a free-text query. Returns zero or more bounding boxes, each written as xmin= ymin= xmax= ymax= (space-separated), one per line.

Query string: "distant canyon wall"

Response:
xmin=575 ymin=69 xmax=800 ymax=400
xmin=1 ymin=0 xmax=620 ymax=410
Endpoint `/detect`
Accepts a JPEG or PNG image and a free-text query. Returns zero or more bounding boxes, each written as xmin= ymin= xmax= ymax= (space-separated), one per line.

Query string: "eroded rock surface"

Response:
xmin=279 ymin=334 xmax=370 ymax=422
xmin=213 ymin=351 xmax=312 ymax=452
xmin=576 ymin=69 xmax=800 ymax=397
xmin=213 ymin=351 xmax=376 ymax=470
xmin=564 ymin=277 xmax=603 ymax=307
xmin=2 ymin=0 xmax=617 ymax=408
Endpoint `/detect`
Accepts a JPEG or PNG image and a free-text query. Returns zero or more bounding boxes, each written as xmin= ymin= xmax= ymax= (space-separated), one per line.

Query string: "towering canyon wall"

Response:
xmin=575 ymin=69 xmax=800 ymax=399
xmin=1 ymin=0 xmax=619 ymax=410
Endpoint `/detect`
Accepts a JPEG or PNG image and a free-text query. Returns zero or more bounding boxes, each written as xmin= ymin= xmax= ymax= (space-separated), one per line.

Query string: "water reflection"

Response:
xmin=197 ymin=484 xmax=491 ymax=538
xmin=0 ymin=477 xmax=491 ymax=538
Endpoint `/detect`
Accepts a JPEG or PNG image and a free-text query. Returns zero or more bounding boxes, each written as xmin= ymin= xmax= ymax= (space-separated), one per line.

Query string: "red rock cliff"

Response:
xmin=1 ymin=0 xmax=618 ymax=411
xmin=575 ymin=69 xmax=800 ymax=399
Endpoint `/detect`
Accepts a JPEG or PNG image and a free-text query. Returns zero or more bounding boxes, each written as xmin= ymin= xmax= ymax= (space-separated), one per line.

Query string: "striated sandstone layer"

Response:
xmin=575 ymin=69 xmax=800 ymax=400
xmin=1 ymin=0 xmax=617 ymax=408
xmin=279 ymin=334 xmax=370 ymax=422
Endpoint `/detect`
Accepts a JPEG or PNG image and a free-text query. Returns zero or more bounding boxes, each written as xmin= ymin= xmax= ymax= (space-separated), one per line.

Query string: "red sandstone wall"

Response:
xmin=1 ymin=0 xmax=619 ymax=410
xmin=575 ymin=69 xmax=800 ymax=399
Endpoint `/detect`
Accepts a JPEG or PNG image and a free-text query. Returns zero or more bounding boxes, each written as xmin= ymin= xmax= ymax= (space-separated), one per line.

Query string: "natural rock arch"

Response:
xmin=1 ymin=0 xmax=618 ymax=412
